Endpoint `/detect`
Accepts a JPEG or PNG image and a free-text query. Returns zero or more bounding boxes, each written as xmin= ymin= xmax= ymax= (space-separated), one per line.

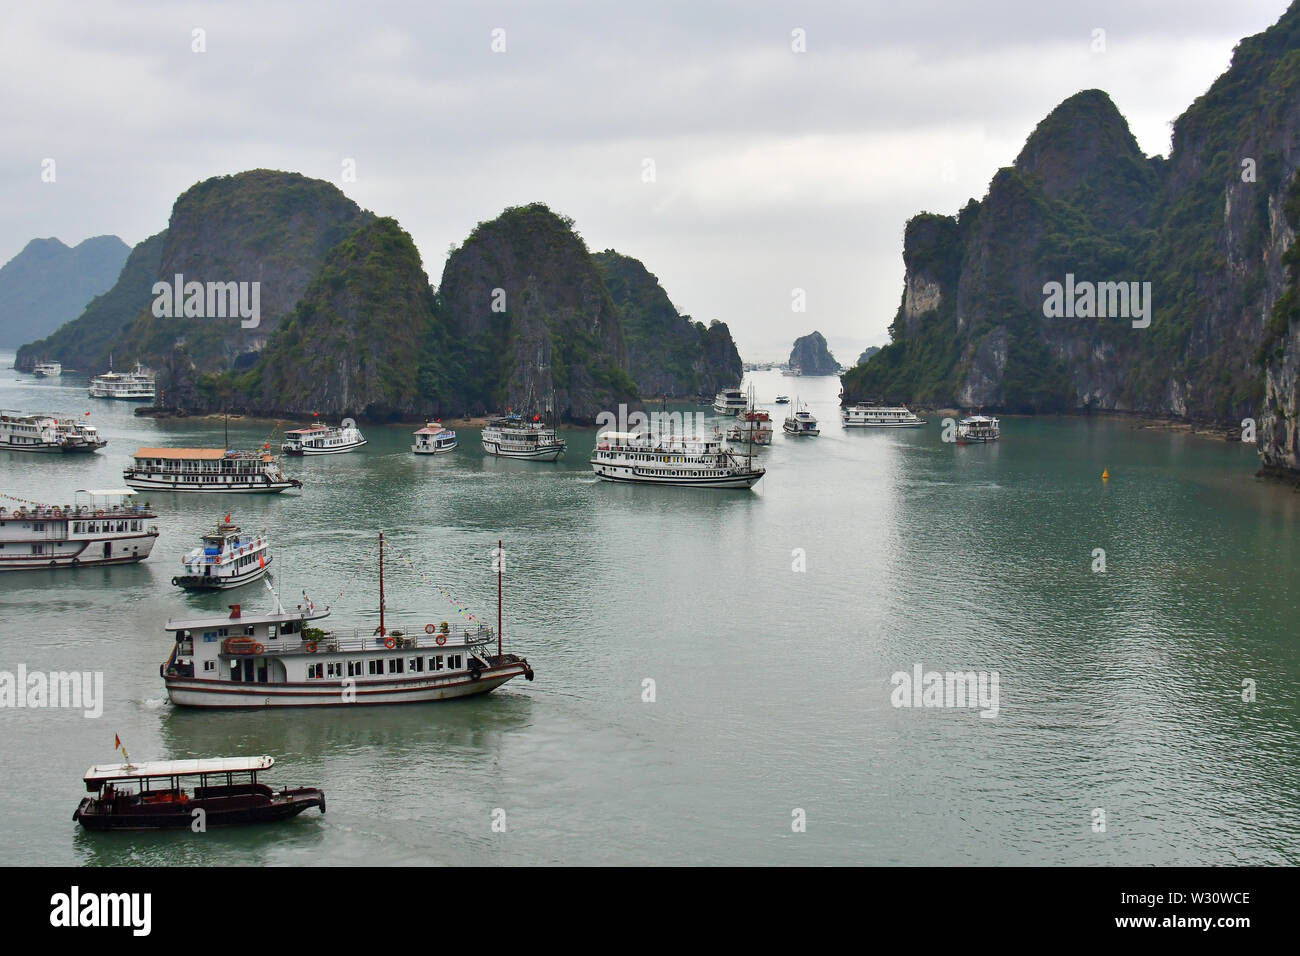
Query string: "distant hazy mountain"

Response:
xmin=0 ymin=236 xmax=129 ymax=348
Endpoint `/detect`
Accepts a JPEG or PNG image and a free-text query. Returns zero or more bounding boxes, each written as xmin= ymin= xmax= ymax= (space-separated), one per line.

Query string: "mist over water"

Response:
xmin=1 ymin=357 xmax=1297 ymax=865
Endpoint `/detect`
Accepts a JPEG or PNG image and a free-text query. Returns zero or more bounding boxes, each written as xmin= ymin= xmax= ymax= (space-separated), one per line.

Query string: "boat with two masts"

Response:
xmin=125 ymin=447 xmax=301 ymax=493
xmin=0 ymin=411 xmax=106 ymax=453
xmin=173 ymin=517 xmax=272 ymax=591
xmin=160 ymin=536 xmax=535 ymax=708
xmin=956 ymin=414 xmax=1000 ymax=443
xmin=281 ymin=421 xmax=367 ymax=455
xmin=88 ymin=362 xmax=155 ymax=401
xmin=591 ymin=429 xmax=765 ymax=489
xmin=481 ymin=413 xmax=566 ymax=461
xmin=842 ymin=403 xmax=927 ymax=427
xmin=73 ymin=756 xmax=324 ymax=830
xmin=782 ymin=402 xmax=820 ymax=436
xmin=712 ymin=387 xmax=747 ymax=416
xmin=412 ymin=421 xmax=457 ymax=454
xmin=0 ymin=489 xmax=158 ymax=570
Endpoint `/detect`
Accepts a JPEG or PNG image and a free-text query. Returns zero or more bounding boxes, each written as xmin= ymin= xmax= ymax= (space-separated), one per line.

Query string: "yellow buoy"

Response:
xmin=1101 ymin=469 xmax=1110 ymax=480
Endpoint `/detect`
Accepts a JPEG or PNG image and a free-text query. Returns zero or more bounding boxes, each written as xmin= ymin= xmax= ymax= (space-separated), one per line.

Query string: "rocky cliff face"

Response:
xmin=592 ymin=250 xmax=741 ymax=397
xmin=857 ymin=345 xmax=880 ymax=366
xmin=845 ymin=0 xmax=1300 ymax=459
xmin=789 ymin=331 xmax=840 ymax=374
xmin=0 ymin=236 xmax=129 ymax=348
xmin=436 ymin=204 xmax=635 ymax=421
xmin=1260 ymin=167 xmax=1300 ymax=474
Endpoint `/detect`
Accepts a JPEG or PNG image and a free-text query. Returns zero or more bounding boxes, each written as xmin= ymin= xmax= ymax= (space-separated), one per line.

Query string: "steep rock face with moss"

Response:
xmin=16 ymin=231 xmax=165 ymax=372
xmin=592 ymin=249 xmax=741 ymax=397
xmin=846 ymin=0 xmax=1300 ymax=457
xmin=789 ymin=331 xmax=840 ymax=374
xmin=436 ymin=204 xmax=635 ymax=421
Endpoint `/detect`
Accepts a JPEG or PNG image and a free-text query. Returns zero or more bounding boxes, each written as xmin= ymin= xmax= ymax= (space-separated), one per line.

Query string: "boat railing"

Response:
xmin=221 ymin=625 xmax=495 ymax=655
xmin=0 ymin=503 xmax=151 ymax=519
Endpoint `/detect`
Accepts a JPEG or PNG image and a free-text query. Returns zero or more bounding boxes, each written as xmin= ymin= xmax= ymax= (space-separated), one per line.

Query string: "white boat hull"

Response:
xmin=412 ymin=441 xmax=457 ymax=454
xmin=482 ymin=440 xmax=565 ymax=461
xmin=173 ymin=556 xmax=272 ymax=591
xmin=284 ymin=440 xmax=367 ymax=456
xmin=124 ymin=475 xmax=298 ymax=493
xmin=783 ymin=426 xmax=820 ymax=436
xmin=591 ymin=462 xmax=763 ymax=489
xmin=164 ymin=662 xmax=531 ymax=708
xmin=0 ymin=533 xmax=157 ymax=571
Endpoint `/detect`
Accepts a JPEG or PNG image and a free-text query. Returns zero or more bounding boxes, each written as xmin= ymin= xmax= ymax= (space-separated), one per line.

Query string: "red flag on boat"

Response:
xmin=225 ymin=514 xmax=231 ymax=523
xmin=114 ymin=734 xmax=120 ymax=750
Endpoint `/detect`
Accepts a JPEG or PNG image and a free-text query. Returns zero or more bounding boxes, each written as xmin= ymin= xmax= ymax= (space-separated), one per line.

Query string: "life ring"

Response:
xmin=171 ymin=576 xmax=180 ymax=586
xmin=436 ymin=633 xmax=447 ymax=646
xmin=95 ymin=509 xmax=104 ymax=517
xmin=425 ymin=624 xmax=436 ymax=634
xmin=252 ymin=642 xmax=265 ymax=654
xmin=71 ymin=558 xmax=79 ymax=567
xmin=384 ymin=636 xmax=396 ymax=649
xmin=305 ymin=641 xmax=317 ymax=653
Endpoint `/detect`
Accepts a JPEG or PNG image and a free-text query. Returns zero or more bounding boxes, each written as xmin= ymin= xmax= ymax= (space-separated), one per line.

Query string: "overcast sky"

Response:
xmin=1 ymin=0 xmax=1292 ymax=361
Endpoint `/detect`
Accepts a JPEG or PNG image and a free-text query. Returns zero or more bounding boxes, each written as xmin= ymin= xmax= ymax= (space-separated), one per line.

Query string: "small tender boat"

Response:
xmin=782 ymin=403 xmax=820 ymax=436
xmin=774 ymin=395 xmax=790 ymax=404
xmin=842 ymin=403 xmax=926 ymax=427
xmin=481 ymin=413 xmax=565 ymax=461
xmin=712 ymin=388 xmax=747 ymax=416
xmin=173 ymin=517 xmax=272 ymax=591
xmin=73 ymin=755 xmax=324 ymax=830
xmin=282 ymin=422 xmax=367 ymax=455
xmin=957 ymin=414 xmax=1000 ymax=443
xmin=412 ymin=421 xmax=457 ymax=454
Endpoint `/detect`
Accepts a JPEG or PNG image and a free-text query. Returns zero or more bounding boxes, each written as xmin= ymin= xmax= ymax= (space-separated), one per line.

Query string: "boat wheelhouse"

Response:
xmin=162 ymin=539 xmax=534 ymax=708
xmin=782 ymin=404 xmax=820 ymax=436
xmin=412 ymin=421 xmax=457 ymax=454
xmin=88 ymin=363 xmax=155 ymax=400
xmin=125 ymin=448 xmax=301 ymax=494
xmin=841 ymin=404 xmax=927 ymax=427
xmin=173 ymin=518 xmax=272 ymax=591
xmin=725 ymin=408 xmax=773 ymax=446
xmin=481 ymin=414 xmax=566 ymax=461
xmin=0 ymin=411 xmax=106 ymax=453
xmin=281 ymin=422 xmax=367 ymax=455
xmin=0 ymin=489 xmax=158 ymax=571
xmin=73 ymin=756 xmax=324 ymax=831
xmin=591 ymin=430 xmax=765 ymax=489
xmin=956 ymin=414 xmax=1000 ymax=443
xmin=712 ymin=387 xmax=747 ymax=416
xmin=32 ymin=362 xmax=62 ymax=378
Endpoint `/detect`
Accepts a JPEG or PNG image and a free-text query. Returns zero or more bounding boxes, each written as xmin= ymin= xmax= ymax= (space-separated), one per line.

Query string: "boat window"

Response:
xmin=387 ymin=658 xmax=404 ymax=674
xmin=368 ymin=660 xmax=383 ymax=675
xmin=307 ymin=663 xmax=323 ymax=679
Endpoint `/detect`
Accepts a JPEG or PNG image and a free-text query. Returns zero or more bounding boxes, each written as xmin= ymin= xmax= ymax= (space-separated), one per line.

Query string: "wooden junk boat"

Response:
xmin=72 ymin=755 xmax=324 ymax=830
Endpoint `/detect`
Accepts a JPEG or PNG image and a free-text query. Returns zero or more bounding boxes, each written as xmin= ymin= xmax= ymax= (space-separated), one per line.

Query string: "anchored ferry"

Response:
xmin=481 ymin=414 xmax=566 ymax=461
xmin=842 ymin=403 xmax=926 ymax=427
xmin=32 ymin=362 xmax=62 ymax=378
xmin=173 ymin=518 xmax=272 ymax=591
xmin=725 ymin=408 xmax=774 ymax=446
xmin=161 ymin=537 xmax=534 ymax=708
xmin=783 ymin=404 xmax=820 ymax=436
xmin=125 ymin=447 xmax=301 ymax=494
xmin=957 ymin=414 xmax=1000 ymax=443
xmin=412 ymin=421 xmax=457 ymax=454
xmin=1 ymin=411 xmax=106 ymax=453
xmin=282 ymin=422 xmax=367 ymax=455
xmin=712 ymin=387 xmax=747 ymax=416
xmin=0 ymin=489 xmax=158 ymax=571
xmin=88 ymin=363 xmax=155 ymax=401
xmin=591 ymin=430 xmax=765 ymax=489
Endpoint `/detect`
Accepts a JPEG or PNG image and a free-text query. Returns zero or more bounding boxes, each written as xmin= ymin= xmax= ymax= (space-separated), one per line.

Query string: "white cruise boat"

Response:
xmin=0 ymin=489 xmax=158 ymax=570
xmin=412 ymin=421 xmax=457 ymax=454
xmin=725 ymin=408 xmax=774 ymax=446
xmin=125 ymin=447 xmax=302 ymax=493
xmin=591 ymin=430 xmax=765 ymax=489
xmin=1 ymin=411 xmax=106 ymax=453
xmin=282 ymin=422 xmax=367 ymax=455
xmin=782 ymin=403 xmax=820 ymax=436
xmin=774 ymin=395 xmax=790 ymax=404
xmin=89 ymin=362 xmax=155 ymax=401
xmin=712 ymin=387 xmax=747 ymax=416
xmin=481 ymin=414 xmax=566 ymax=461
xmin=160 ymin=535 xmax=535 ymax=708
xmin=842 ymin=403 xmax=927 ymax=427
xmin=173 ymin=517 xmax=272 ymax=591
xmin=957 ymin=414 xmax=1000 ymax=443
xmin=32 ymin=362 xmax=62 ymax=378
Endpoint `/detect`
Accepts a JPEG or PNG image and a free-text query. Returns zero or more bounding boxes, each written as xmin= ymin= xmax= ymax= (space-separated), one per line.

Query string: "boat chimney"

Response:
xmin=229 ymin=604 xmax=241 ymax=619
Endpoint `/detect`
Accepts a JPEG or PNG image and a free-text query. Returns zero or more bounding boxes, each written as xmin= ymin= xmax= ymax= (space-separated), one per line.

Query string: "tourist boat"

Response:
xmin=32 ymin=362 xmax=61 ymax=378
xmin=725 ymin=408 xmax=773 ymax=446
xmin=412 ymin=421 xmax=457 ymax=454
xmin=956 ymin=414 xmax=1000 ymax=443
xmin=0 ymin=411 xmax=106 ymax=453
xmin=88 ymin=362 xmax=155 ymax=401
xmin=782 ymin=403 xmax=820 ymax=436
xmin=173 ymin=517 xmax=272 ymax=591
xmin=782 ymin=366 xmax=803 ymax=376
xmin=842 ymin=403 xmax=927 ymax=427
xmin=73 ymin=755 xmax=325 ymax=830
xmin=281 ymin=421 xmax=366 ymax=455
xmin=712 ymin=387 xmax=747 ymax=416
xmin=591 ymin=430 xmax=765 ymax=489
xmin=124 ymin=447 xmax=302 ymax=493
xmin=160 ymin=536 xmax=535 ymax=708
xmin=0 ymin=489 xmax=158 ymax=571
xmin=774 ymin=395 xmax=790 ymax=404
xmin=481 ymin=413 xmax=565 ymax=461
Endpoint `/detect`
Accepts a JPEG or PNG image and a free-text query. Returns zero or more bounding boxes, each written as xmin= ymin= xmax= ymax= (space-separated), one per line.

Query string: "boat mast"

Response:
xmin=498 ymin=538 xmax=503 ymax=658
xmin=378 ymin=532 xmax=386 ymax=637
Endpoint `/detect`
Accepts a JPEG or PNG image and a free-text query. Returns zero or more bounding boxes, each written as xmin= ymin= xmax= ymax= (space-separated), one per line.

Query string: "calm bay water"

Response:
xmin=1 ymin=354 xmax=1298 ymax=866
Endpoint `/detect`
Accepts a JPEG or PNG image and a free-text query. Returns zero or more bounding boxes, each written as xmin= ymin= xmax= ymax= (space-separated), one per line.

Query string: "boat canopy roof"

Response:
xmin=77 ymin=488 xmax=138 ymax=498
xmin=84 ymin=755 xmax=274 ymax=784
xmin=285 ymin=425 xmax=330 ymax=434
xmin=597 ymin=430 xmax=652 ymax=443
xmin=133 ymin=447 xmax=227 ymax=460
xmin=414 ymin=425 xmax=448 ymax=434
xmin=165 ymin=605 xmax=330 ymax=631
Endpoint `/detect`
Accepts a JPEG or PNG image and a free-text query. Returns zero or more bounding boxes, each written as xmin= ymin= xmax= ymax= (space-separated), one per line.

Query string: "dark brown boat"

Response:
xmin=73 ymin=755 xmax=325 ymax=831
